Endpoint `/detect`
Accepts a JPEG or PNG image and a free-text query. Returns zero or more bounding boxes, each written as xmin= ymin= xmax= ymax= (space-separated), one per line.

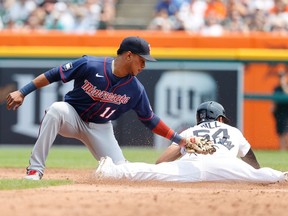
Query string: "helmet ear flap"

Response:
xmin=199 ymin=110 xmax=207 ymax=119
xmin=197 ymin=109 xmax=208 ymax=124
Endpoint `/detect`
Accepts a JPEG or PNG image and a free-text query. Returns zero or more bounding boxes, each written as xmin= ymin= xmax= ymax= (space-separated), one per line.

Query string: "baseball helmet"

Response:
xmin=196 ymin=101 xmax=229 ymax=124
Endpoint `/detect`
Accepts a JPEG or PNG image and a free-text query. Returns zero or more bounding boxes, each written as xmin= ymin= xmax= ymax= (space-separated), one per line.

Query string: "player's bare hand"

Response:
xmin=6 ymin=90 xmax=25 ymax=110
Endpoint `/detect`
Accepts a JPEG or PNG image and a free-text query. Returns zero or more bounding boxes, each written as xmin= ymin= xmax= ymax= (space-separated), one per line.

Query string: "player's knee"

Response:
xmin=46 ymin=102 xmax=69 ymax=119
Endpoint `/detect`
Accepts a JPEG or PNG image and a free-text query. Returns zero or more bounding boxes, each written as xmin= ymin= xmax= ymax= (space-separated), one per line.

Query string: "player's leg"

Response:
xmin=49 ymin=104 xmax=126 ymax=164
xmin=26 ymin=102 xmax=81 ymax=177
xmin=96 ymin=157 xmax=202 ymax=182
xmin=277 ymin=117 xmax=288 ymax=150
xmin=203 ymin=157 xmax=285 ymax=183
xmin=79 ymin=122 xmax=126 ymax=164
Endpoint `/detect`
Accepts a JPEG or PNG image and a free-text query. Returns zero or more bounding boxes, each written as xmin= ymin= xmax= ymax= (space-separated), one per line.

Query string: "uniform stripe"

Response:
xmin=59 ymin=66 xmax=67 ymax=83
xmin=138 ymin=113 xmax=154 ymax=121
xmin=103 ymin=57 xmax=111 ymax=89
xmin=86 ymin=57 xmax=111 ymax=120
xmin=80 ymin=58 xmax=109 ymax=120
xmin=89 ymin=75 xmax=133 ymax=119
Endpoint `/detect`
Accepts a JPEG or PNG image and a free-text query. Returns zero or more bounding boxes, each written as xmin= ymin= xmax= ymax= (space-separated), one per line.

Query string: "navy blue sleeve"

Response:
xmin=44 ymin=56 xmax=88 ymax=83
xmin=141 ymin=113 xmax=160 ymax=130
xmin=133 ymin=88 xmax=155 ymax=121
xmin=133 ymin=89 xmax=163 ymax=130
xmin=44 ymin=67 xmax=61 ymax=83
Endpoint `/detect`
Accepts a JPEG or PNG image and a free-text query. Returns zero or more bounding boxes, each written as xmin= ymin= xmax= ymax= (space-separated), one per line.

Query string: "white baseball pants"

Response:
xmin=108 ymin=156 xmax=286 ymax=183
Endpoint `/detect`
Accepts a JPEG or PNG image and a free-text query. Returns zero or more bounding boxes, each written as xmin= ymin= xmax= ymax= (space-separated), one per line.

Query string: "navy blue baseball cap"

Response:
xmin=117 ymin=36 xmax=157 ymax=61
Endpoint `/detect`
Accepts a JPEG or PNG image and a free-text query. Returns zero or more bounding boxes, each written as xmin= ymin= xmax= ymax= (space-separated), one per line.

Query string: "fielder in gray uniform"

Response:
xmin=96 ymin=101 xmax=288 ymax=183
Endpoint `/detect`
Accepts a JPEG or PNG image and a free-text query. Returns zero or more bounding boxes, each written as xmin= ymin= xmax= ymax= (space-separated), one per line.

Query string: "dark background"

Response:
xmin=0 ymin=61 xmax=239 ymax=147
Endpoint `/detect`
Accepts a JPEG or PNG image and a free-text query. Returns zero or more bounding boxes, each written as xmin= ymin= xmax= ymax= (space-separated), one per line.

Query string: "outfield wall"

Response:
xmin=0 ymin=30 xmax=288 ymax=149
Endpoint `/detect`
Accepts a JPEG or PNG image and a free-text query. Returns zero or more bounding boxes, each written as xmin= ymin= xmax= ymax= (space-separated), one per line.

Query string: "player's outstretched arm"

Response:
xmin=6 ymin=74 xmax=50 ymax=111
xmin=156 ymin=144 xmax=182 ymax=164
xmin=241 ymin=148 xmax=260 ymax=169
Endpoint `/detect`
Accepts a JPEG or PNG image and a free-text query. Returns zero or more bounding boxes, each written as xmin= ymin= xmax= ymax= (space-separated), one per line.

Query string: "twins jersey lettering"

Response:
xmin=82 ymin=80 xmax=130 ymax=105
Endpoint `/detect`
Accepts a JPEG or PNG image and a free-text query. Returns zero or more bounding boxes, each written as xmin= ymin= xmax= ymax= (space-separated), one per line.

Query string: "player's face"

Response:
xmin=130 ymin=54 xmax=146 ymax=76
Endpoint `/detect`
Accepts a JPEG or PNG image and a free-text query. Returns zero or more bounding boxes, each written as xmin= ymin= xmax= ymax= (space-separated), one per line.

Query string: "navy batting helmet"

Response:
xmin=196 ymin=101 xmax=229 ymax=125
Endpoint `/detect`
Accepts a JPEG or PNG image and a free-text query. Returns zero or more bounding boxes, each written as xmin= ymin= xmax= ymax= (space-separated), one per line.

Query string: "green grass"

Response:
xmin=0 ymin=179 xmax=73 ymax=190
xmin=0 ymin=145 xmax=287 ymax=190
xmin=253 ymin=150 xmax=288 ymax=171
xmin=0 ymin=146 xmax=287 ymax=170
xmin=0 ymin=145 xmax=163 ymax=190
xmin=0 ymin=145 xmax=163 ymax=168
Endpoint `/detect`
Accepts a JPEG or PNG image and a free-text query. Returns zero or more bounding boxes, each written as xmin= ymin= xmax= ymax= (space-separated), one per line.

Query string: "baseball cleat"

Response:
xmin=95 ymin=156 xmax=117 ymax=179
xmin=24 ymin=170 xmax=43 ymax=180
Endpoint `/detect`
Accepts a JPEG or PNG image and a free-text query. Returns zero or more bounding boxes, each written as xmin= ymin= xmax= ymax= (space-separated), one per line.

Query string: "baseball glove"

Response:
xmin=185 ymin=136 xmax=217 ymax=155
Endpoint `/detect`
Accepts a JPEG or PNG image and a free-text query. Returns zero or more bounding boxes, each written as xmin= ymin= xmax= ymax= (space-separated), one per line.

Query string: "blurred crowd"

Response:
xmin=0 ymin=0 xmax=117 ymax=33
xmin=148 ymin=0 xmax=288 ymax=35
xmin=1 ymin=0 xmax=288 ymax=35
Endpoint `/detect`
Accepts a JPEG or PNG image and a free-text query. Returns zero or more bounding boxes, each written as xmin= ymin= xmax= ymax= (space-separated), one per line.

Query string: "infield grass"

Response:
xmin=0 ymin=145 xmax=164 ymax=190
xmin=0 ymin=145 xmax=163 ymax=168
xmin=0 ymin=145 xmax=287 ymax=190
xmin=0 ymin=179 xmax=73 ymax=190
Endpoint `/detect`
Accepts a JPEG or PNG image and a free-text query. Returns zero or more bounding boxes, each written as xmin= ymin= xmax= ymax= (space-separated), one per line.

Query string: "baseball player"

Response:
xmin=6 ymin=36 xmax=191 ymax=180
xmin=95 ymin=101 xmax=288 ymax=183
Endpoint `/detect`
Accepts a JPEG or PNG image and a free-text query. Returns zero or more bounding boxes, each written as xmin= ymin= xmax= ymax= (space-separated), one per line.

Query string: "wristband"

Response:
xmin=19 ymin=81 xmax=37 ymax=96
xmin=171 ymin=132 xmax=182 ymax=144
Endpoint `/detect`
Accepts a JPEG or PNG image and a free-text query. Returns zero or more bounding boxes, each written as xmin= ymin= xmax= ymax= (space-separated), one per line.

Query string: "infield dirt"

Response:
xmin=0 ymin=168 xmax=287 ymax=216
